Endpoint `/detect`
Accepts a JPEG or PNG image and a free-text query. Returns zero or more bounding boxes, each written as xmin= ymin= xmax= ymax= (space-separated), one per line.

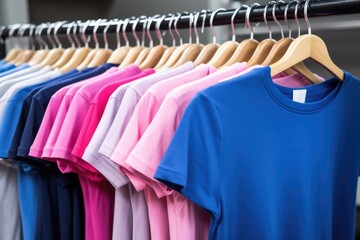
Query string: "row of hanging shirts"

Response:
xmin=0 ymin=0 xmax=343 ymax=79
xmin=0 ymin=0 xmax=356 ymax=240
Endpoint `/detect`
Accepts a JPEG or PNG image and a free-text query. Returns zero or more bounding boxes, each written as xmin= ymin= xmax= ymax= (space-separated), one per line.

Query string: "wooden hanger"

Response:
xmin=171 ymin=12 xmax=205 ymax=68
xmin=28 ymin=23 xmax=51 ymax=66
xmin=11 ymin=25 xmax=34 ymax=66
xmin=119 ymin=17 xmax=147 ymax=69
xmin=206 ymin=8 xmax=240 ymax=68
xmin=154 ymin=15 xmax=178 ymax=69
xmin=246 ymin=3 xmax=277 ymax=66
xmin=156 ymin=13 xmax=192 ymax=70
xmin=3 ymin=25 xmax=24 ymax=62
xmin=52 ymin=22 xmax=80 ymax=68
xmin=139 ymin=15 xmax=168 ymax=70
xmin=270 ymin=0 xmax=344 ymax=81
xmin=59 ymin=21 xmax=92 ymax=73
xmin=222 ymin=6 xmax=259 ymax=67
xmin=193 ymin=10 xmax=219 ymax=66
xmin=84 ymin=19 xmax=113 ymax=68
xmin=39 ymin=23 xmax=65 ymax=67
xmin=265 ymin=0 xmax=322 ymax=83
xmin=107 ymin=19 xmax=130 ymax=65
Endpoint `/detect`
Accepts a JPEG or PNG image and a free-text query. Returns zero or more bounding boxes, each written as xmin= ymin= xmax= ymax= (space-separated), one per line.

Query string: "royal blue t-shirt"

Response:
xmin=17 ymin=63 xmax=117 ymax=158
xmin=0 ymin=64 xmax=29 ymax=78
xmin=0 ymin=63 xmax=16 ymax=73
xmin=155 ymin=66 xmax=360 ymax=240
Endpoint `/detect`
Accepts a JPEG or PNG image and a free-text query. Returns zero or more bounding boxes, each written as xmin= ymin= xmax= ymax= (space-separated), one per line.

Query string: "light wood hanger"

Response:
xmin=222 ymin=6 xmax=259 ymax=67
xmin=3 ymin=25 xmax=24 ymax=62
xmin=270 ymin=0 xmax=344 ymax=81
xmin=156 ymin=13 xmax=191 ymax=70
xmin=261 ymin=1 xmax=320 ymax=83
xmin=28 ymin=23 xmax=51 ymax=66
xmin=247 ymin=3 xmax=276 ymax=66
xmin=85 ymin=19 xmax=113 ymax=68
xmin=193 ymin=10 xmax=219 ymax=66
xmin=139 ymin=15 xmax=168 ymax=70
xmin=39 ymin=23 xmax=65 ymax=67
xmin=11 ymin=24 xmax=35 ymax=66
xmin=207 ymin=8 xmax=242 ymax=68
xmin=107 ymin=19 xmax=130 ymax=65
xmin=52 ymin=22 xmax=79 ymax=68
xmin=172 ymin=12 xmax=204 ymax=68
xmin=59 ymin=20 xmax=92 ymax=73
xmin=154 ymin=14 xmax=178 ymax=69
xmin=119 ymin=17 xmax=147 ymax=69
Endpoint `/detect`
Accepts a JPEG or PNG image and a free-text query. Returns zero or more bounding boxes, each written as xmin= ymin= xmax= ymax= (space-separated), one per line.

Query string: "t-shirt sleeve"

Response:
xmin=126 ymin=96 xmax=180 ymax=196
xmin=154 ymin=93 xmax=223 ymax=216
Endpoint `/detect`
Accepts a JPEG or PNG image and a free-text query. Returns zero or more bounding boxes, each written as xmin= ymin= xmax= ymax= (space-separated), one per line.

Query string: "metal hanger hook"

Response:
xmin=93 ymin=19 xmax=103 ymax=49
xmin=245 ymin=4 xmax=260 ymax=40
xmin=115 ymin=19 xmax=122 ymax=48
xmin=81 ymin=20 xmax=91 ymax=48
xmin=174 ymin=13 xmax=183 ymax=45
xmin=210 ymin=8 xmax=226 ymax=44
xmin=188 ymin=12 xmax=193 ymax=44
xmin=264 ymin=2 xmax=276 ymax=40
xmin=193 ymin=11 xmax=200 ymax=44
xmin=73 ymin=21 xmax=81 ymax=48
xmin=39 ymin=23 xmax=49 ymax=50
xmin=103 ymin=19 xmax=112 ymax=49
xmin=54 ymin=21 xmax=65 ymax=48
xmin=272 ymin=0 xmax=285 ymax=39
xmin=146 ymin=16 xmax=157 ymax=47
xmin=47 ymin=23 xmax=56 ymax=49
xmin=130 ymin=16 xmax=145 ymax=47
xmin=284 ymin=0 xmax=299 ymax=38
xmin=167 ymin=14 xmax=176 ymax=46
xmin=66 ymin=22 xmax=75 ymax=48
xmin=231 ymin=6 xmax=242 ymax=42
xmin=304 ymin=0 xmax=311 ymax=34
xmin=155 ymin=15 xmax=166 ymax=45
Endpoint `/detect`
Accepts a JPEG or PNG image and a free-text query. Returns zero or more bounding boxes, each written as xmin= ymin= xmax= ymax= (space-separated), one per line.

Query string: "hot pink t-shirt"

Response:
xmin=29 ymin=67 xmax=119 ymax=162
xmin=49 ymin=65 xmax=145 ymax=177
xmin=72 ymin=69 xmax=155 ymax=159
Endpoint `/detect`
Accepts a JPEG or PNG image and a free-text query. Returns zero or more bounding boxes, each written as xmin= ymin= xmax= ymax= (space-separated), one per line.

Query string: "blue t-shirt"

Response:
xmin=155 ymin=66 xmax=360 ymax=240
xmin=0 ymin=63 xmax=16 ymax=73
xmin=0 ymin=64 xmax=29 ymax=78
xmin=17 ymin=63 xmax=117 ymax=158
xmin=0 ymin=70 xmax=79 ymax=158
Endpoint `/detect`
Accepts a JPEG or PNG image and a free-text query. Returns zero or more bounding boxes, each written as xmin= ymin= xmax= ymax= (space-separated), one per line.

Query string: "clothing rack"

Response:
xmin=0 ymin=0 xmax=360 ymax=58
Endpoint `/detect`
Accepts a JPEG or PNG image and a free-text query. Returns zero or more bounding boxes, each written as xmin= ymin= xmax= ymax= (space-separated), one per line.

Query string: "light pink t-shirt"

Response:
xmin=97 ymin=62 xmax=195 ymax=187
xmin=49 ymin=65 xmax=144 ymax=177
xmin=29 ymin=67 xmax=119 ymax=160
xmin=107 ymin=64 xmax=216 ymax=240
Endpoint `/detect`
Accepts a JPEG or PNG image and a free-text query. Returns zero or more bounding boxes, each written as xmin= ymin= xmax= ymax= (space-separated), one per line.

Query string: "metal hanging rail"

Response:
xmin=1 ymin=0 xmax=360 ymax=38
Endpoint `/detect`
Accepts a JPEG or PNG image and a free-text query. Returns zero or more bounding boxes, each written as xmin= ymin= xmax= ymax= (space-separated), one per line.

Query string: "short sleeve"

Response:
xmin=154 ymin=93 xmax=223 ymax=216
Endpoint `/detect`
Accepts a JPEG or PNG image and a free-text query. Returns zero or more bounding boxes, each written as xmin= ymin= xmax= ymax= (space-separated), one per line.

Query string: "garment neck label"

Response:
xmin=293 ymin=89 xmax=307 ymax=103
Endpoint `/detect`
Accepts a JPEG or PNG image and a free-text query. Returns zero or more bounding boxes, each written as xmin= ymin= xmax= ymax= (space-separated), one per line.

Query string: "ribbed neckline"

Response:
xmin=261 ymin=66 xmax=349 ymax=114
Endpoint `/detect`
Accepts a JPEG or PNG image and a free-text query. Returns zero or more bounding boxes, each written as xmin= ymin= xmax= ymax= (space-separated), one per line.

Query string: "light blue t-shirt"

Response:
xmin=155 ymin=66 xmax=360 ymax=240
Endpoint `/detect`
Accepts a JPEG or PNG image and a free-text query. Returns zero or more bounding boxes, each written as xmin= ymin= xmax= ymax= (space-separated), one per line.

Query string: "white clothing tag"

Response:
xmin=292 ymin=89 xmax=307 ymax=103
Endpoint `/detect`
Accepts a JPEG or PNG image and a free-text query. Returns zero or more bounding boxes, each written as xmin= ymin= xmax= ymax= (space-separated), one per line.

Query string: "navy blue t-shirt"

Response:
xmin=0 ymin=69 xmax=79 ymax=158
xmin=17 ymin=63 xmax=117 ymax=157
xmin=155 ymin=67 xmax=360 ymax=240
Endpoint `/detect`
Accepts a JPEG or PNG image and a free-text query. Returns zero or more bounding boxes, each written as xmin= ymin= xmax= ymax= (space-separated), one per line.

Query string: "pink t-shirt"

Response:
xmin=50 ymin=66 xmax=147 ymax=177
xmin=83 ymin=64 xmax=196 ymax=240
xmin=107 ymin=64 xmax=215 ymax=240
xmin=29 ymin=67 xmax=119 ymax=161
xmin=72 ymin=69 xmax=155 ymax=159
xmin=97 ymin=62 xmax=195 ymax=187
